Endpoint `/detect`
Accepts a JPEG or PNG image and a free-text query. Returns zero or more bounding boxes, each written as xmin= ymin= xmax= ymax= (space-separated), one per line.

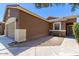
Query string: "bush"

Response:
xmin=73 ymin=23 xmax=79 ymax=42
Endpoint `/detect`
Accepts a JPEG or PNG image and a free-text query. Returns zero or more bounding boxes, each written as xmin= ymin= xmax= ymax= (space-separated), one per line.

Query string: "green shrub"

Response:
xmin=73 ymin=23 xmax=79 ymax=42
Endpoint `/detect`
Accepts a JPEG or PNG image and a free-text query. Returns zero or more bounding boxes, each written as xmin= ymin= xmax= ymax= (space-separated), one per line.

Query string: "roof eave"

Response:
xmin=17 ymin=6 xmax=49 ymax=23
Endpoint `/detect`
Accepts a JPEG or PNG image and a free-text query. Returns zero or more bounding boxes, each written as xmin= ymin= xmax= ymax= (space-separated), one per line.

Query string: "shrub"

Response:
xmin=73 ymin=23 xmax=79 ymax=42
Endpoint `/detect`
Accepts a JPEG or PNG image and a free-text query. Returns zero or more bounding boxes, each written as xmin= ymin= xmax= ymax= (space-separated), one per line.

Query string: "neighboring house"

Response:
xmin=0 ymin=22 xmax=5 ymax=35
xmin=48 ymin=16 xmax=77 ymax=37
xmin=3 ymin=5 xmax=79 ymax=43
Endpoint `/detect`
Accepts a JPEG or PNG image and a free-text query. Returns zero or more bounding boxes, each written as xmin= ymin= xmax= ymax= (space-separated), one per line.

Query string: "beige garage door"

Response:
xmin=6 ymin=22 xmax=15 ymax=39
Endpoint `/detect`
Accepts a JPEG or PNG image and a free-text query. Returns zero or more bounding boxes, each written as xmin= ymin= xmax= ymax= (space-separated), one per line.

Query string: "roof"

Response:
xmin=3 ymin=5 xmax=79 ymax=23
xmin=47 ymin=16 xmax=58 ymax=20
xmin=63 ymin=15 xmax=79 ymax=19
xmin=3 ymin=5 xmax=49 ymax=23
xmin=47 ymin=15 xmax=79 ymax=22
xmin=47 ymin=18 xmax=67 ymax=22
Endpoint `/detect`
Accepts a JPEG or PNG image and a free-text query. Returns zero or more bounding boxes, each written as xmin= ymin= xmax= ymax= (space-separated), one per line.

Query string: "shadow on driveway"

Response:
xmin=0 ymin=35 xmax=64 ymax=56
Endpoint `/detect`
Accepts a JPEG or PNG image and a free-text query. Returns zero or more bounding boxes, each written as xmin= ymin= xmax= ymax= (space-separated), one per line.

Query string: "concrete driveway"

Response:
xmin=0 ymin=35 xmax=79 ymax=56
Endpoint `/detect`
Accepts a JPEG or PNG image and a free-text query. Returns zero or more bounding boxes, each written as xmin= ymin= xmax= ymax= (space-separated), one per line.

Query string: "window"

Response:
xmin=53 ymin=22 xmax=61 ymax=30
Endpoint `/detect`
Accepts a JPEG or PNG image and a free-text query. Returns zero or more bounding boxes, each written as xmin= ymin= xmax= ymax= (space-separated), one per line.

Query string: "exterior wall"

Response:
xmin=5 ymin=8 xmax=19 ymax=40
xmin=49 ymin=23 xmax=53 ymax=29
xmin=49 ymin=21 xmax=66 ymax=37
xmin=18 ymin=10 xmax=49 ymax=41
xmin=8 ymin=8 xmax=19 ymax=18
xmin=0 ymin=23 xmax=5 ymax=35
xmin=49 ymin=18 xmax=76 ymax=37
xmin=4 ymin=7 xmax=49 ymax=42
xmin=49 ymin=21 xmax=66 ymax=30
xmin=50 ymin=31 xmax=66 ymax=37
xmin=61 ymin=21 xmax=66 ymax=30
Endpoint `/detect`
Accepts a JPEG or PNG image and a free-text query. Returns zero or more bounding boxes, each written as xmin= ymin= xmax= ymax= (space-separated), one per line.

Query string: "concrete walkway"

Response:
xmin=59 ymin=38 xmax=79 ymax=56
xmin=0 ymin=35 xmax=79 ymax=56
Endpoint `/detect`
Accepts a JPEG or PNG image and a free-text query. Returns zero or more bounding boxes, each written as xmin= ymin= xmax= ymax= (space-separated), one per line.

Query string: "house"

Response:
xmin=3 ymin=5 xmax=49 ymax=42
xmin=3 ymin=5 xmax=79 ymax=43
xmin=48 ymin=16 xmax=78 ymax=37
xmin=0 ymin=22 xmax=5 ymax=35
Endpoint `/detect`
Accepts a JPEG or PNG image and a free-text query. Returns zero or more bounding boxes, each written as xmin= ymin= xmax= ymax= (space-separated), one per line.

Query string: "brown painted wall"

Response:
xmin=8 ymin=8 xmax=19 ymax=18
xmin=17 ymin=10 xmax=49 ymax=41
xmin=49 ymin=23 xmax=53 ymax=30
xmin=9 ymin=8 xmax=19 ymax=18
xmin=0 ymin=23 xmax=5 ymax=35
xmin=61 ymin=21 xmax=66 ymax=30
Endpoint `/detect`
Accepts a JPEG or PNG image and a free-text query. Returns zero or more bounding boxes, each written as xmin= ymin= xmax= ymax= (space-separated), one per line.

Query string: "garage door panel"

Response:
xmin=7 ymin=22 xmax=15 ymax=39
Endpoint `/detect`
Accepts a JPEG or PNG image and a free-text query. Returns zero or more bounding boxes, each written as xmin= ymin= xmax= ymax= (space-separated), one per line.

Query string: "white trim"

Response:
xmin=17 ymin=6 xmax=49 ymax=22
xmin=53 ymin=22 xmax=61 ymax=30
xmin=4 ymin=25 xmax=7 ymax=35
xmin=47 ymin=18 xmax=67 ymax=22
xmin=5 ymin=17 xmax=16 ymax=25
xmin=49 ymin=30 xmax=66 ymax=32
xmin=15 ymin=19 xmax=16 ymax=40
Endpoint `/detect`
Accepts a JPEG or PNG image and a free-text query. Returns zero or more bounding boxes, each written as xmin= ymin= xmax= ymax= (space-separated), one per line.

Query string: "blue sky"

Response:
xmin=0 ymin=3 xmax=79 ymax=22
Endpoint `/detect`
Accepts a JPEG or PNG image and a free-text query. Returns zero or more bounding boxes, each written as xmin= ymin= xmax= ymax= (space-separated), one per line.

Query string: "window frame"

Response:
xmin=53 ymin=22 xmax=61 ymax=30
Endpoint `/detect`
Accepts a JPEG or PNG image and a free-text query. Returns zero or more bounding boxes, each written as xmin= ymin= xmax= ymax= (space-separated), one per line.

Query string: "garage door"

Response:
xmin=6 ymin=22 xmax=15 ymax=39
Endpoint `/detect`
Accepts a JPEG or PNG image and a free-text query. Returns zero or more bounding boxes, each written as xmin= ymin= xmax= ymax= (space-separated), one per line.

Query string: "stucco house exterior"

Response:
xmin=48 ymin=16 xmax=77 ymax=37
xmin=3 ymin=5 xmax=49 ymax=42
xmin=3 ymin=5 xmax=79 ymax=43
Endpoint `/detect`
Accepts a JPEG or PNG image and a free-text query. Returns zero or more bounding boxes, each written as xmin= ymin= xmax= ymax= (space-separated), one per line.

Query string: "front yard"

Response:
xmin=0 ymin=35 xmax=79 ymax=56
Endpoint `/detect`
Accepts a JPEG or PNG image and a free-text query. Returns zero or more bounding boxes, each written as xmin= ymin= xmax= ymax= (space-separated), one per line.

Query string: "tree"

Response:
xmin=73 ymin=23 xmax=79 ymax=43
xmin=34 ymin=3 xmax=79 ymax=12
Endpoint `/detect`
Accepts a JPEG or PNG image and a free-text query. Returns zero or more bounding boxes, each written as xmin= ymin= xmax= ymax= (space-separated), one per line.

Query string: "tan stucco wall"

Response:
xmin=17 ymin=10 xmax=49 ymax=41
xmin=15 ymin=29 xmax=26 ymax=42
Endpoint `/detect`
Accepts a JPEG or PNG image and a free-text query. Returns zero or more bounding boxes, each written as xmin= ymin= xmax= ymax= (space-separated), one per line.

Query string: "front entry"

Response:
xmin=66 ymin=23 xmax=73 ymax=37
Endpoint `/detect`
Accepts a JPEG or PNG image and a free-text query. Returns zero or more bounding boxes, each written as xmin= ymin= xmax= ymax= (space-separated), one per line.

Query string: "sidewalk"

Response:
xmin=59 ymin=38 xmax=79 ymax=56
